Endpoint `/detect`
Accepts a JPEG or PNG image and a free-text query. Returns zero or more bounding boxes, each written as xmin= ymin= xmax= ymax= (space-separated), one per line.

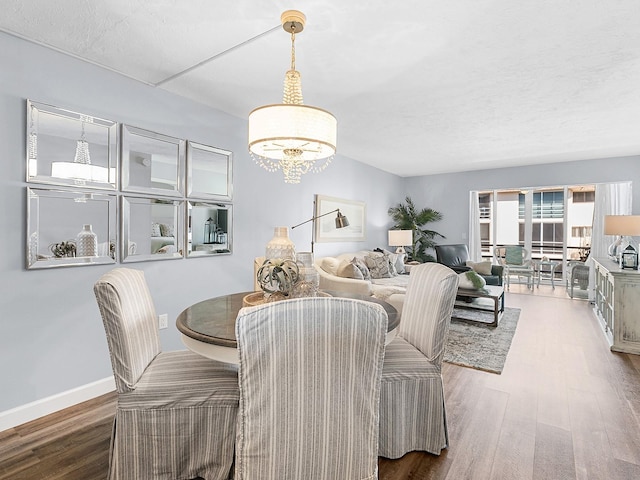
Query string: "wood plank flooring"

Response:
xmin=2 ymin=286 xmax=640 ymax=480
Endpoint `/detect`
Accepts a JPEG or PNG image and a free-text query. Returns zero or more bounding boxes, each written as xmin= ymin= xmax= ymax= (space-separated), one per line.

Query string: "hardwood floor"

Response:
xmin=2 ymin=286 xmax=640 ymax=480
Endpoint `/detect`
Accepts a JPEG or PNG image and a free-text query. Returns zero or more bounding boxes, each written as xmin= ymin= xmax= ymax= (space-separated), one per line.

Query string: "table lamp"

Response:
xmin=604 ymin=215 xmax=640 ymax=269
xmin=388 ymin=230 xmax=413 ymax=258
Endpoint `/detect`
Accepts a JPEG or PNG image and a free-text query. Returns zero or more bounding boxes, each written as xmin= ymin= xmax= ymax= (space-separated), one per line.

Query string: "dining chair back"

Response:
xmin=95 ymin=267 xmax=161 ymax=392
xmin=94 ymin=267 xmax=239 ymax=480
xmin=234 ymin=297 xmax=387 ymax=480
xmin=378 ymin=262 xmax=459 ymax=458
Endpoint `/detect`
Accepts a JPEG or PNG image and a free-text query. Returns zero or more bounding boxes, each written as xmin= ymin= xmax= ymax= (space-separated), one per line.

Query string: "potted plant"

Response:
xmin=256 ymin=258 xmax=300 ymax=298
xmin=388 ymin=196 xmax=444 ymax=262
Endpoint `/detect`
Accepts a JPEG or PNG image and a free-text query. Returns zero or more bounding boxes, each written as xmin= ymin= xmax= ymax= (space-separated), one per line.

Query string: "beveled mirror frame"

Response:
xmin=186 ymin=141 xmax=233 ymax=201
xmin=187 ymin=201 xmax=232 ymax=258
xmin=27 ymin=187 xmax=117 ymax=269
xmin=26 ymin=100 xmax=118 ymax=190
xmin=121 ymin=124 xmax=185 ymax=197
xmin=121 ymin=195 xmax=185 ymax=263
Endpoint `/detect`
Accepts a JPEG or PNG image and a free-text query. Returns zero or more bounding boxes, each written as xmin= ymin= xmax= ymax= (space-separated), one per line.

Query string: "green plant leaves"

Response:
xmin=388 ymin=196 xmax=444 ymax=263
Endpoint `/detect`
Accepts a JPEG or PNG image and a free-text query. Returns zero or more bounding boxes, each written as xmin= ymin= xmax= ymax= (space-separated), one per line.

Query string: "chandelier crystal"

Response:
xmin=248 ymin=10 xmax=337 ymax=184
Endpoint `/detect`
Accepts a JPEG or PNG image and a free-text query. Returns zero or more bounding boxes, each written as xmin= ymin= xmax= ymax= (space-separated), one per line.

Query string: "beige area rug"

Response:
xmin=444 ymin=307 xmax=520 ymax=374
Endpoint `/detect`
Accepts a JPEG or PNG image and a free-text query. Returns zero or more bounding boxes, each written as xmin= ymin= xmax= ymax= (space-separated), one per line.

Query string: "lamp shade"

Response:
xmin=388 ymin=230 xmax=413 ymax=247
xmin=248 ymin=104 xmax=337 ymax=161
xmin=604 ymin=215 xmax=640 ymax=236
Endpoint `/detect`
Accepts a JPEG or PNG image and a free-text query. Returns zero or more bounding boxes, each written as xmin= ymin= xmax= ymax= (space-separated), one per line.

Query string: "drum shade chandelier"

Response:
xmin=248 ymin=10 xmax=337 ymax=184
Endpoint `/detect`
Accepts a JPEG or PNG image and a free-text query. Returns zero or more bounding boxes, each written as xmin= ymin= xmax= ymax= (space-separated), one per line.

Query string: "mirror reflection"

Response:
xmin=121 ymin=125 xmax=185 ymax=196
xmin=27 ymin=187 xmax=117 ymax=269
xmin=27 ymin=100 xmax=117 ymax=189
xmin=187 ymin=142 xmax=232 ymax=200
xmin=187 ymin=201 xmax=232 ymax=257
xmin=122 ymin=196 xmax=184 ymax=262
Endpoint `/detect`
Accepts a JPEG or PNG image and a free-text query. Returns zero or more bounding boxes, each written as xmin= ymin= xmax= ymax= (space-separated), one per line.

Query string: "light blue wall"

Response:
xmin=0 ymin=32 xmax=404 ymax=412
xmin=2 ymin=29 xmax=638 ymax=415
xmin=405 ymin=157 xmax=640 ymax=246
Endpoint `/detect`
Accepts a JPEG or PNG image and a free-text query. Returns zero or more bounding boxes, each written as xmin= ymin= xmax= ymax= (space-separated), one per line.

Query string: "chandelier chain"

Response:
xmin=290 ymin=27 xmax=296 ymax=71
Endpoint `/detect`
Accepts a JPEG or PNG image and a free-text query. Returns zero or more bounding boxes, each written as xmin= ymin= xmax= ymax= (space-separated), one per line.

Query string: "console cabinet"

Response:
xmin=593 ymin=257 xmax=640 ymax=355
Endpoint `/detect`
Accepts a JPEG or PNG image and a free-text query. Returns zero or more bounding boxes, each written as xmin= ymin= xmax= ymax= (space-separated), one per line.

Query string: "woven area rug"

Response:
xmin=444 ymin=307 xmax=521 ymax=374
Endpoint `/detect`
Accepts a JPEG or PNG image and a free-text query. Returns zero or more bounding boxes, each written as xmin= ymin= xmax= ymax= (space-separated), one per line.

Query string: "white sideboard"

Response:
xmin=593 ymin=257 xmax=640 ymax=355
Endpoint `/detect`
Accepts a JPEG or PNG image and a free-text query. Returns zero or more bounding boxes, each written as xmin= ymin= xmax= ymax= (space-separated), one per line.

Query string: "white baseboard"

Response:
xmin=0 ymin=376 xmax=115 ymax=432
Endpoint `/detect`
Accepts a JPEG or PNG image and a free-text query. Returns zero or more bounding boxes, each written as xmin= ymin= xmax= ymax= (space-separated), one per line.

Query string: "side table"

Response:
xmin=533 ymin=260 xmax=560 ymax=289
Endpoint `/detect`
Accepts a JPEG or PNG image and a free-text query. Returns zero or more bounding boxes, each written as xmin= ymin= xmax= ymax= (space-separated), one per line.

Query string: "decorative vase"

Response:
xmin=265 ymin=226 xmax=296 ymax=261
xmin=76 ymin=224 xmax=98 ymax=257
xmin=292 ymin=252 xmax=320 ymax=297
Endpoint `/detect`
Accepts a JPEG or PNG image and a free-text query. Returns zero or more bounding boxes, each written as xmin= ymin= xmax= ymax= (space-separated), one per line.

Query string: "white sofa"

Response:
xmin=314 ymin=250 xmax=408 ymax=314
xmin=253 ymin=251 xmax=409 ymax=314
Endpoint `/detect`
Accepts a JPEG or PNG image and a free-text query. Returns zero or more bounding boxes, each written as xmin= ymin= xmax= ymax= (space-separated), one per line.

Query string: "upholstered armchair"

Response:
xmin=434 ymin=244 xmax=503 ymax=286
xmin=378 ymin=263 xmax=459 ymax=458
xmin=94 ymin=268 xmax=239 ymax=480
xmin=234 ymin=297 xmax=387 ymax=480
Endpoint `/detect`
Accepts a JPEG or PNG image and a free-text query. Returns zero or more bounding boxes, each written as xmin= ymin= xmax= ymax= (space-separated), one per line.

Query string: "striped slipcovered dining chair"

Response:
xmin=94 ymin=268 xmax=239 ymax=480
xmin=234 ymin=297 xmax=387 ymax=480
xmin=378 ymin=263 xmax=459 ymax=458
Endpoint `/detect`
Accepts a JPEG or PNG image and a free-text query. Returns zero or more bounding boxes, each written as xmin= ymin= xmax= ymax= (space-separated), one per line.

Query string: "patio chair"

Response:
xmin=566 ymin=260 xmax=590 ymax=299
xmin=494 ymin=245 xmax=534 ymax=290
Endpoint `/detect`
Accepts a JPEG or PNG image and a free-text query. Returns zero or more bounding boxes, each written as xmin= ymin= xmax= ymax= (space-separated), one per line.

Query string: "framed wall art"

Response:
xmin=314 ymin=194 xmax=366 ymax=243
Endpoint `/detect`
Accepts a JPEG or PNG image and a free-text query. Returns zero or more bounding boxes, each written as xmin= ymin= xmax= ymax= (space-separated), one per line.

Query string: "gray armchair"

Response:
xmin=434 ymin=244 xmax=503 ymax=286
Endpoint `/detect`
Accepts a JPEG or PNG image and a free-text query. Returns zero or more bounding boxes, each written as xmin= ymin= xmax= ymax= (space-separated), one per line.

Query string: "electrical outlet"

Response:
xmin=158 ymin=313 xmax=168 ymax=330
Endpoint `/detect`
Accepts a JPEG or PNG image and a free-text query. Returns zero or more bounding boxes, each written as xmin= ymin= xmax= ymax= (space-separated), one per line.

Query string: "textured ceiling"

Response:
xmin=2 ymin=0 xmax=639 ymax=177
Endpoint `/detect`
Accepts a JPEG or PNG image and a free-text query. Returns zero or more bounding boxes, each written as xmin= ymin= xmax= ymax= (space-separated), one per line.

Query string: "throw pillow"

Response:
xmin=465 ymin=260 xmax=493 ymax=276
xmin=351 ymin=257 xmax=371 ymax=280
xmin=365 ymin=253 xmax=392 ymax=279
xmin=151 ymin=223 xmax=161 ymax=237
xmin=382 ymin=248 xmax=404 ymax=274
xmin=337 ymin=259 xmax=364 ymax=280
xmin=458 ymin=270 xmax=487 ymax=290
xmin=320 ymin=257 xmax=341 ymax=276
xmin=159 ymin=223 xmax=175 ymax=237
xmin=387 ymin=254 xmax=398 ymax=276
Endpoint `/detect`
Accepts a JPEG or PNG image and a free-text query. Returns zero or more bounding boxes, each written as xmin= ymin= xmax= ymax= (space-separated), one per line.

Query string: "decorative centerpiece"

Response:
xmin=256 ymin=257 xmax=300 ymax=300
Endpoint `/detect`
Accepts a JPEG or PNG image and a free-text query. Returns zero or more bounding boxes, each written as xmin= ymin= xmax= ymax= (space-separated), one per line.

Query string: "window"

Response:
xmin=520 ymin=191 xmax=564 ymax=219
xmin=480 ymin=223 xmax=490 ymax=243
xmin=573 ymin=191 xmax=595 ymax=203
xmin=478 ymin=184 xmax=594 ymax=278
xmin=479 ymin=193 xmax=491 ymax=219
xmin=571 ymin=226 xmax=592 ymax=238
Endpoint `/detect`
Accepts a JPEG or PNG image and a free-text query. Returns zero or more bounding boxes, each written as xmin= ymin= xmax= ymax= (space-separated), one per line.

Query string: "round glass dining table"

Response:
xmin=176 ymin=290 xmax=400 ymax=364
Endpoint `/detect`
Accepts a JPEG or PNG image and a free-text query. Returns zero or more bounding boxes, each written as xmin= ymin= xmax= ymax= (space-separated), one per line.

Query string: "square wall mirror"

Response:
xmin=186 ymin=141 xmax=232 ymax=201
xmin=121 ymin=125 xmax=185 ymax=196
xmin=121 ymin=196 xmax=184 ymax=262
xmin=187 ymin=201 xmax=232 ymax=257
xmin=26 ymin=100 xmax=118 ymax=189
xmin=27 ymin=187 xmax=117 ymax=269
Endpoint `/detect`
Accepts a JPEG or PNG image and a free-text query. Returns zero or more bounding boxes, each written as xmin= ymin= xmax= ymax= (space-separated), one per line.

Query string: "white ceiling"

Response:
xmin=2 ymin=0 xmax=640 ymax=177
